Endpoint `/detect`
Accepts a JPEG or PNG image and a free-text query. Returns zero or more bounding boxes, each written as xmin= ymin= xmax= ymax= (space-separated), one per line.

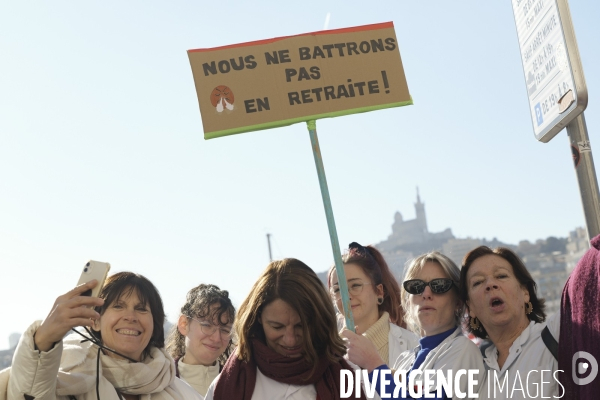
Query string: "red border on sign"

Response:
xmin=187 ymin=22 xmax=394 ymax=53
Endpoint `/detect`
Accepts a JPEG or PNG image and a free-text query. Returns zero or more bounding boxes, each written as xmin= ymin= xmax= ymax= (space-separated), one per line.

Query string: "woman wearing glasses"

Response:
xmin=342 ymin=252 xmax=485 ymax=399
xmin=205 ymin=258 xmax=366 ymax=400
xmin=328 ymin=242 xmax=418 ymax=368
xmin=166 ymin=284 xmax=235 ymax=397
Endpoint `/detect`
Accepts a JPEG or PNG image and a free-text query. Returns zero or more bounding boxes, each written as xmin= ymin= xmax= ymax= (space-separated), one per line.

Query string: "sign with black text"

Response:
xmin=188 ymin=22 xmax=411 ymax=139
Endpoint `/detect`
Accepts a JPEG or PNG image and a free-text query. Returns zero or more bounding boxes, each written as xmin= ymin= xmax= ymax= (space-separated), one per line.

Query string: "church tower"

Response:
xmin=414 ymin=187 xmax=428 ymax=234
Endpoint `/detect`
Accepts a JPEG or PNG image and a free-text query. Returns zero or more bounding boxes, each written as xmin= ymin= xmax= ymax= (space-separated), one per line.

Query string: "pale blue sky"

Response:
xmin=1 ymin=1 xmax=598 ymax=349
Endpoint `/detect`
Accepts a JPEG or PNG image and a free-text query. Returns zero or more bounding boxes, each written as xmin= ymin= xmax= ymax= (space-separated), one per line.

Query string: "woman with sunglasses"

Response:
xmin=205 ymin=258 xmax=367 ymax=400
xmin=328 ymin=242 xmax=418 ymax=369
xmin=166 ymin=284 xmax=235 ymax=397
xmin=5 ymin=272 xmax=202 ymax=400
xmin=342 ymin=251 xmax=485 ymax=399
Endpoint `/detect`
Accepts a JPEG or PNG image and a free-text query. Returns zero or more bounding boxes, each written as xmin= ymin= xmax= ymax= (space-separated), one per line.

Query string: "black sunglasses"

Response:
xmin=403 ymin=278 xmax=455 ymax=295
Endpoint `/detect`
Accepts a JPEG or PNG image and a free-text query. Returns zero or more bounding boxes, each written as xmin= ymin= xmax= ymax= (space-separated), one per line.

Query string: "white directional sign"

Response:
xmin=511 ymin=0 xmax=587 ymax=142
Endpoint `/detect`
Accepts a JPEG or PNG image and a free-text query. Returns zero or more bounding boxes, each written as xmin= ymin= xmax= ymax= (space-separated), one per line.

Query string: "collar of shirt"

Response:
xmin=483 ymin=320 xmax=535 ymax=373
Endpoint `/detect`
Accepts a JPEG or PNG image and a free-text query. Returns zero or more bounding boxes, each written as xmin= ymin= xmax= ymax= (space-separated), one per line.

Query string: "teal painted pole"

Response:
xmin=307 ymin=120 xmax=355 ymax=332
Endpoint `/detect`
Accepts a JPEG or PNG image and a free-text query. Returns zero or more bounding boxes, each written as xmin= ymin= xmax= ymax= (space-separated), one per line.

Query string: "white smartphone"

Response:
xmin=76 ymin=260 xmax=111 ymax=299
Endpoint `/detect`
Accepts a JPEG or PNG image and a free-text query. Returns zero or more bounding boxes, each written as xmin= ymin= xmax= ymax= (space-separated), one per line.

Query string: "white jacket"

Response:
xmin=480 ymin=313 xmax=561 ymax=400
xmin=204 ymin=368 xmax=316 ymax=400
xmin=5 ymin=321 xmax=203 ymax=400
xmin=388 ymin=323 xmax=419 ymax=366
xmin=392 ymin=327 xmax=485 ymax=400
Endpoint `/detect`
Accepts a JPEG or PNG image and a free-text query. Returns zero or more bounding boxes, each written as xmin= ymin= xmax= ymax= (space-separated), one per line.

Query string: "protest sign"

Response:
xmin=188 ymin=22 xmax=411 ymax=139
xmin=188 ymin=21 xmax=413 ymax=331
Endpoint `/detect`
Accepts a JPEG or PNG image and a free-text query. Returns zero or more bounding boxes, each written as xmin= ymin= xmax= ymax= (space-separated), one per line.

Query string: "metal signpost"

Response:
xmin=511 ymin=0 xmax=600 ymax=240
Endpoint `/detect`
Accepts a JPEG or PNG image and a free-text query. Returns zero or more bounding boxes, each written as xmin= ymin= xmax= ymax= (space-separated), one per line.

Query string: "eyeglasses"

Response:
xmin=186 ymin=316 xmax=233 ymax=339
xmin=330 ymin=280 xmax=373 ymax=300
xmin=403 ymin=278 xmax=455 ymax=295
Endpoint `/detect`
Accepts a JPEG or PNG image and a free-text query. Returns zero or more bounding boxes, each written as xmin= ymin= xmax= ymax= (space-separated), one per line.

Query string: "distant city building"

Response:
xmin=0 ymin=333 xmax=21 ymax=369
xmin=0 ymin=348 xmax=13 ymax=369
xmin=442 ymin=238 xmax=483 ymax=267
xmin=376 ymin=189 xmax=454 ymax=279
xmin=316 ymin=192 xmax=587 ymax=318
xmin=8 ymin=333 xmax=21 ymax=349
xmin=525 ymin=253 xmax=568 ymax=315
xmin=377 ymin=189 xmax=454 ymax=253
xmin=565 ymin=227 xmax=589 ymax=272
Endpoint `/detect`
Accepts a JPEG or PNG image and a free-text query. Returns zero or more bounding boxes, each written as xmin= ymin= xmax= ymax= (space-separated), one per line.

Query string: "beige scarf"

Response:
xmin=55 ymin=332 xmax=185 ymax=400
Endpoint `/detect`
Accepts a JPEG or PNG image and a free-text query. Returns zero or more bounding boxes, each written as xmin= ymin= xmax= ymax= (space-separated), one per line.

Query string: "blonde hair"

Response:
xmin=401 ymin=251 xmax=463 ymax=334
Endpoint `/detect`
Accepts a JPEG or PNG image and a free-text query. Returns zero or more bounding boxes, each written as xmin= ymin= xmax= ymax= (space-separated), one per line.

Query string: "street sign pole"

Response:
xmin=567 ymin=113 xmax=600 ymax=240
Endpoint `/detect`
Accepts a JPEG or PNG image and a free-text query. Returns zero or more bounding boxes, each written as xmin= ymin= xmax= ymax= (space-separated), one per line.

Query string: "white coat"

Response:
xmin=392 ymin=327 xmax=485 ymax=400
xmin=479 ymin=313 xmax=561 ymax=400
xmin=4 ymin=321 xmax=203 ymax=400
xmin=388 ymin=323 xmax=419 ymax=366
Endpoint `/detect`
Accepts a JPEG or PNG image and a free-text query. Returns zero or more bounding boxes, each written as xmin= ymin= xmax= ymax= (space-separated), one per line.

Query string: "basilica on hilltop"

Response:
xmin=376 ymin=189 xmax=454 ymax=257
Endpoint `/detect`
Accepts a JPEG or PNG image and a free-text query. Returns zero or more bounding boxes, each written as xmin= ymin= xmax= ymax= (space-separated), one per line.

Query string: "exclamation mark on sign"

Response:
xmin=381 ymin=71 xmax=390 ymax=94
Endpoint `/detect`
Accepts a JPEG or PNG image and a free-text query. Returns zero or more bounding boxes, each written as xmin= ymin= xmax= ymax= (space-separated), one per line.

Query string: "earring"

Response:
xmin=525 ymin=301 xmax=533 ymax=315
xmin=469 ymin=317 xmax=482 ymax=332
xmin=377 ymin=297 xmax=384 ymax=305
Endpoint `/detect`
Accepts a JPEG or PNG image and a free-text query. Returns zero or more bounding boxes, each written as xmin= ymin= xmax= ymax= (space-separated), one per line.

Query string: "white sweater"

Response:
xmin=178 ymin=359 xmax=219 ymax=397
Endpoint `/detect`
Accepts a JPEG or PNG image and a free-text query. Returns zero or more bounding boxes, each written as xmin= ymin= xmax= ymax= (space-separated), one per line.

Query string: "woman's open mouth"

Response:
xmin=489 ymin=297 xmax=505 ymax=312
xmin=116 ymin=329 xmax=141 ymax=336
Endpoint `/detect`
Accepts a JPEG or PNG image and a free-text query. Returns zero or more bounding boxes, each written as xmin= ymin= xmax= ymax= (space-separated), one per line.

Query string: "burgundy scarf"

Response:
xmin=213 ymin=338 xmax=366 ymax=400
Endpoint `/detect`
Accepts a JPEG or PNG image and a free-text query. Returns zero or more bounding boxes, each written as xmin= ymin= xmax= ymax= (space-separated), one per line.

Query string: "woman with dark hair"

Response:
xmin=328 ymin=242 xmax=418 ymax=367
xmin=166 ymin=284 xmax=235 ymax=396
xmin=205 ymin=258 xmax=366 ymax=400
xmin=460 ymin=246 xmax=561 ymax=399
xmin=6 ymin=271 xmax=202 ymax=400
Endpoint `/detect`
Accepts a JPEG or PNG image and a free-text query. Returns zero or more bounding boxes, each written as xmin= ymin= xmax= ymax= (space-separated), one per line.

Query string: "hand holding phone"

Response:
xmin=34 ymin=261 xmax=110 ymax=352
xmin=76 ymin=261 xmax=111 ymax=299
